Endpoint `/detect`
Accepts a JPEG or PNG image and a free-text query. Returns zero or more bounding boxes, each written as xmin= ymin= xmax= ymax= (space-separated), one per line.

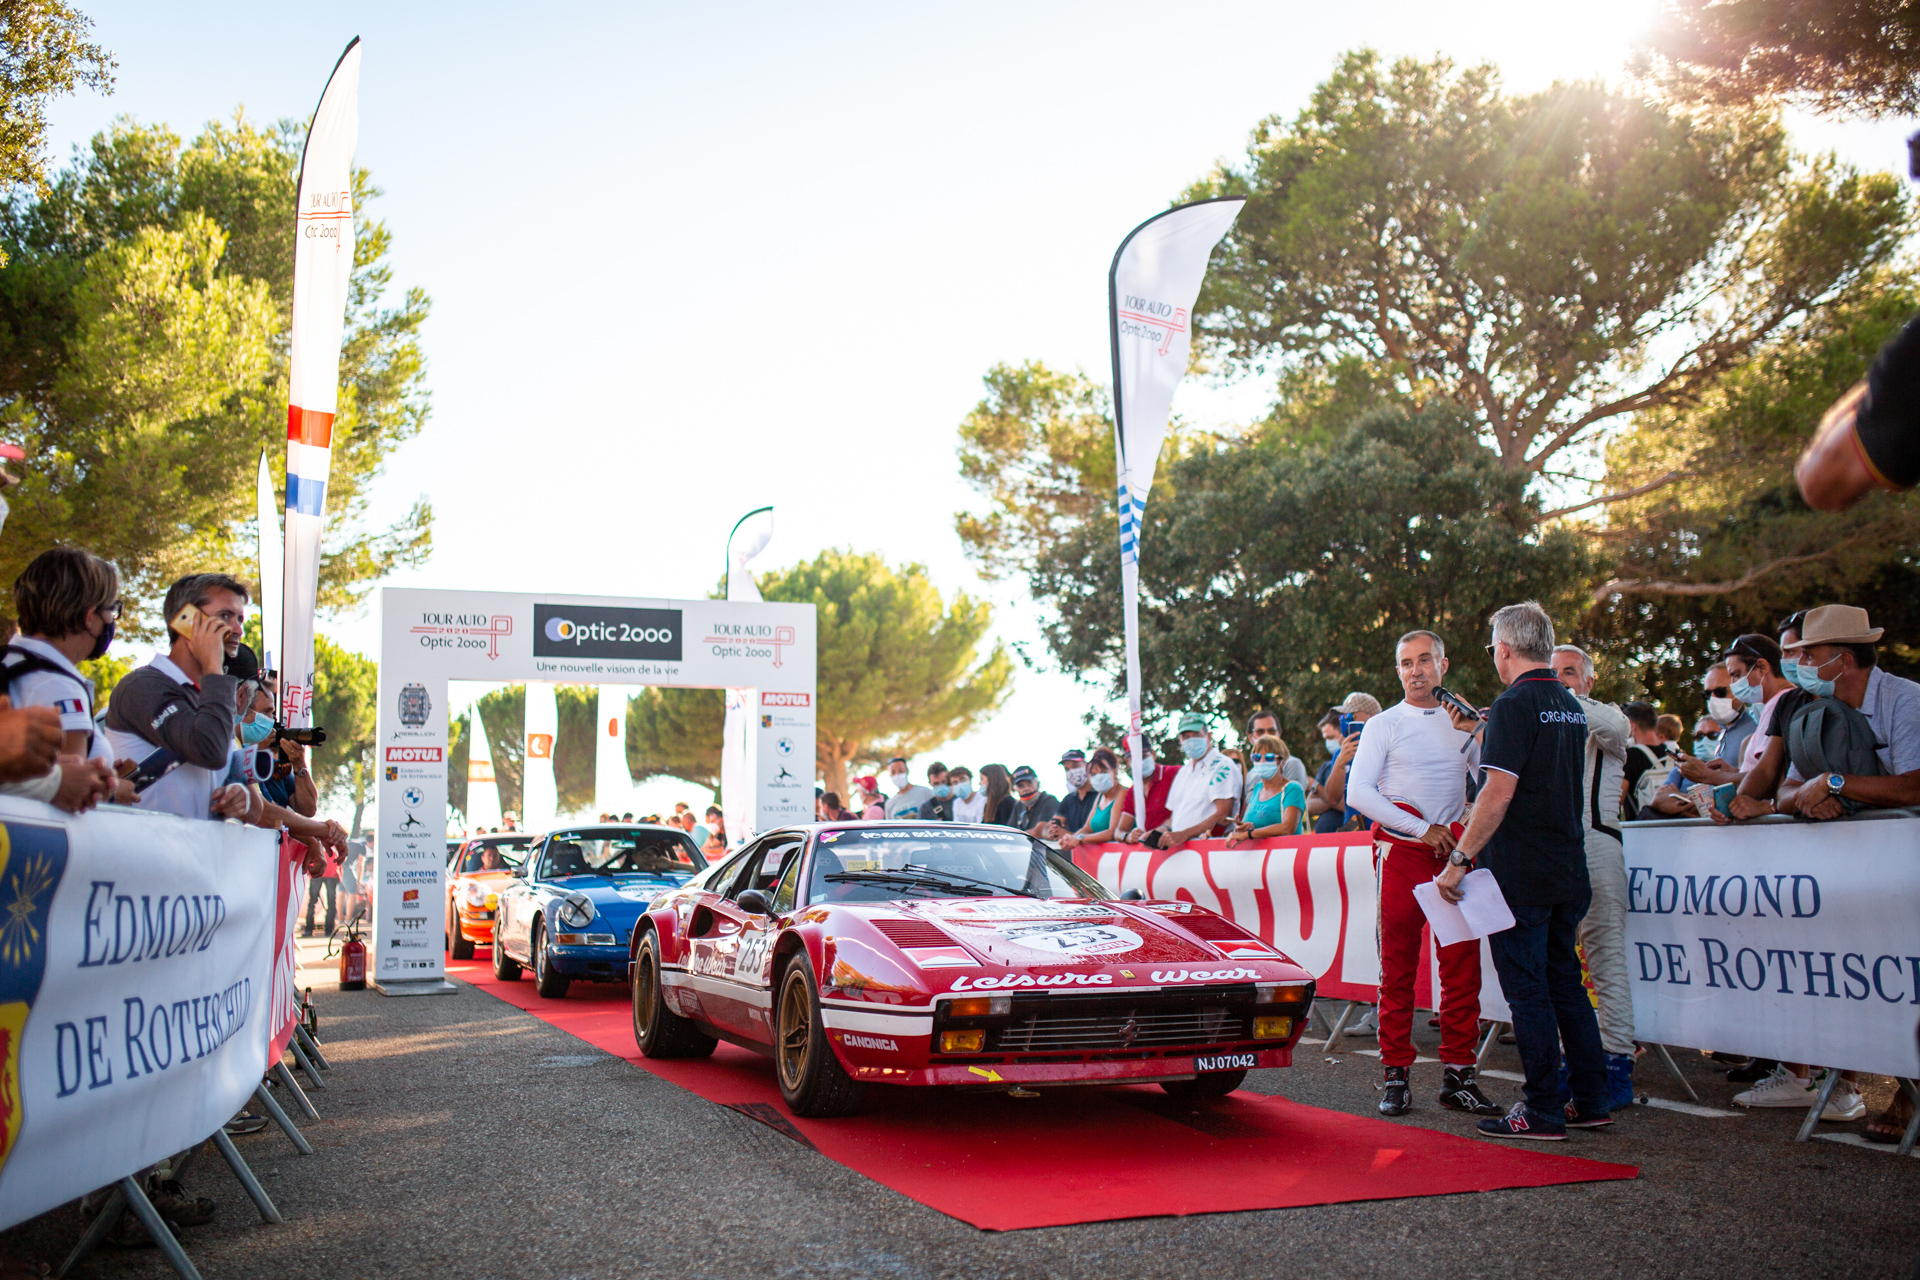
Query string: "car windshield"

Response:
xmin=542 ymin=831 xmax=705 ymax=881
xmin=461 ymin=839 xmax=533 ymax=874
xmin=807 ymin=827 xmax=1109 ymax=905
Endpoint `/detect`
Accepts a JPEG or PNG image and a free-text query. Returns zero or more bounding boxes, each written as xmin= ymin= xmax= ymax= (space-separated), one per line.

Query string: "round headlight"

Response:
xmin=462 ymin=882 xmax=488 ymax=907
xmin=557 ymin=894 xmax=595 ymax=928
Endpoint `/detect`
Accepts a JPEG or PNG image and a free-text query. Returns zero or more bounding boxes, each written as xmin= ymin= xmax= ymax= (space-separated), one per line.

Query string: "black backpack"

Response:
xmin=1785 ymin=697 xmax=1886 ymax=815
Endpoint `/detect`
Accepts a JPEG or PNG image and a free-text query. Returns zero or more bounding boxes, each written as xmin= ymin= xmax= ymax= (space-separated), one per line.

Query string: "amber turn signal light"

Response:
xmin=1253 ymin=1016 xmax=1293 ymax=1040
xmin=939 ymin=1030 xmax=986 ymax=1053
xmin=949 ymin=997 xmax=993 ymax=1018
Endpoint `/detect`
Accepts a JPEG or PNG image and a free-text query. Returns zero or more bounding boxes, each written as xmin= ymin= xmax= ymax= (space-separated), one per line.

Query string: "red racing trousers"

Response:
xmin=1376 ymin=838 xmax=1481 ymax=1068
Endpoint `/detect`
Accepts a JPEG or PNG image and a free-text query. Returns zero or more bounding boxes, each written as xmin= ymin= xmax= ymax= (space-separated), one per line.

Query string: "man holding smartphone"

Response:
xmin=104 ymin=573 xmax=254 ymax=822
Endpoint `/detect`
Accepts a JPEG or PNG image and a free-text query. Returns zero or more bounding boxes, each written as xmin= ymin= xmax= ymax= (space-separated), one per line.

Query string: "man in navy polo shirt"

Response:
xmin=1436 ymin=600 xmax=1611 ymax=1140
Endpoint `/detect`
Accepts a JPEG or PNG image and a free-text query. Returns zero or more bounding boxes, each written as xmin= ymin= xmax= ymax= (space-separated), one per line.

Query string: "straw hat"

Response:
xmin=1781 ymin=604 xmax=1883 ymax=650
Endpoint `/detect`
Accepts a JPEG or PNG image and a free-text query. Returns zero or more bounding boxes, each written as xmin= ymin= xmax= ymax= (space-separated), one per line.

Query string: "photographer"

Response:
xmin=2 ymin=547 xmax=125 ymax=811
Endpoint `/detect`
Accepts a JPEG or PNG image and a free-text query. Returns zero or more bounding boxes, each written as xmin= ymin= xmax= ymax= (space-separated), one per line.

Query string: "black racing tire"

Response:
xmin=532 ymin=917 xmax=570 ymax=999
xmin=775 ymin=956 xmax=864 ymax=1118
xmin=631 ymin=930 xmax=716 ymax=1059
xmin=448 ymin=905 xmax=475 ymax=960
xmin=491 ymin=921 xmax=522 ymax=981
xmin=1161 ymin=1068 xmax=1248 ymax=1099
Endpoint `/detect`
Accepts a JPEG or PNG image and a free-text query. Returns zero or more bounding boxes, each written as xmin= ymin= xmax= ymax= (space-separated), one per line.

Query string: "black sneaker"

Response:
xmin=1438 ymin=1065 xmax=1503 ymax=1116
xmin=1378 ymin=1065 xmax=1410 ymax=1116
xmin=148 ymin=1178 xmax=216 ymax=1229
xmin=1478 ymin=1101 xmax=1566 ymax=1140
xmin=1726 ymin=1058 xmax=1777 ymax=1084
xmin=1563 ymin=1101 xmax=1613 ymax=1129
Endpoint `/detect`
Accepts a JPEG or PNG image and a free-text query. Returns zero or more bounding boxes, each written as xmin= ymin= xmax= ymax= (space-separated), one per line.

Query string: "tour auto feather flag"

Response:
xmin=279 ymin=37 xmax=362 ymax=726
xmin=465 ymin=697 xmax=503 ymax=832
xmin=1108 ymin=197 xmax=1243 ymax=822
xmin=522 ymin=684 xmax=559 ymax=834
xmin=722 ymin=506 xmax=774 ymax=846
xmin=255 ymin=452 xmax=283 ymax=675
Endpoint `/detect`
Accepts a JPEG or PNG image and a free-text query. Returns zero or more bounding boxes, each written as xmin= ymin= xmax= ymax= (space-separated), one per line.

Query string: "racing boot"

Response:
xmin=1606 ymin=1052 xmax=1638 ymax=1109
xmin=1378 ymin=1065 xmax=1411 ymax=1116
xmin=1438 ymin=1064 xmax=1502 ymax=1116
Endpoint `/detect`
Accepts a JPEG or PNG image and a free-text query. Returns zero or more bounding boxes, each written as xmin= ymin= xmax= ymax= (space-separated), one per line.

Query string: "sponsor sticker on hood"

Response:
xmin=923 ymin=900 xmax=1114 ymax=921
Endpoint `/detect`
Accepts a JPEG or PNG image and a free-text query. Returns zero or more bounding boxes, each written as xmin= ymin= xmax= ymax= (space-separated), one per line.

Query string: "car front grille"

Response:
xmin=977 ymin=987 xmax=1257 ymax=1055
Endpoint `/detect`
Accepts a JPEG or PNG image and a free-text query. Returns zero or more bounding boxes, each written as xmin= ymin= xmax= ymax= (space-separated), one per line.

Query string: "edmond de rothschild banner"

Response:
xmin=280 ymin=37 xmax=362 ymax=727
xmin=0 ymin=802 xmax=277 ymax=1231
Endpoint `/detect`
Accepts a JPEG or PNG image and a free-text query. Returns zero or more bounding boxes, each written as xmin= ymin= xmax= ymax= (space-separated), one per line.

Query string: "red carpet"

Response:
xmin=450 ymin=958 xmax=1636 ymax=1230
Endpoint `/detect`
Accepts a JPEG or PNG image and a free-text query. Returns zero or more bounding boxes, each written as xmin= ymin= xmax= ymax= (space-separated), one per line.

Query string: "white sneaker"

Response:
xmin=1819 ymin=1076 xmax=1867 ymax=1122
xmin=1348 ymin=1007 xmax=1378 ymax=1037
xmin=1733 ymin=1066 xmax=1814 ymax=1108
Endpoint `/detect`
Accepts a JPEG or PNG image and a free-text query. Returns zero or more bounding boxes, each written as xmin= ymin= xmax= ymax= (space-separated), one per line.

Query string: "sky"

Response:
xmin=44 ymin=1 xmax=1909 ymax=818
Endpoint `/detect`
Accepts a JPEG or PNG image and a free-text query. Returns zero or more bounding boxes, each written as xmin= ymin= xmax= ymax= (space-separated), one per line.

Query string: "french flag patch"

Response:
xmin=53 ymin=698 xmax=86 ymax=717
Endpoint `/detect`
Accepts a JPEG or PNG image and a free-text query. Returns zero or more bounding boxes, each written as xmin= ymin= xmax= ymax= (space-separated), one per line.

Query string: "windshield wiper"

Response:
xmin=821 ymin=870 xmax=999 ymax=897
xmin=901 ymin=864 xmax=1041 ymax=899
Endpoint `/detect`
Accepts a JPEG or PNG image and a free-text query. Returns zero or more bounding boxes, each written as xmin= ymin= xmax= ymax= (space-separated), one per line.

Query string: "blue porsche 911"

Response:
xmin=492 ymin=823 xmax=709 ymax=998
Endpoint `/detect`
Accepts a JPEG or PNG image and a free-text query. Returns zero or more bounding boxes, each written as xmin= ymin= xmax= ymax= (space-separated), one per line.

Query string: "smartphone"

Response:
xmin=1712 ymin=783 xmax=1738 ymax=816
xmin=169 ymin=602 xmax=203 ymax=638
xmin=127 ymin=748 xmax=180 ymax=794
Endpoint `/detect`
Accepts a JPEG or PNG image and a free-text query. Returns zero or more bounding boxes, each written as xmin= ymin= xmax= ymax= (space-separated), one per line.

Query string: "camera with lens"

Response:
xmin=271 ymin=723 xmax=327 ymax=747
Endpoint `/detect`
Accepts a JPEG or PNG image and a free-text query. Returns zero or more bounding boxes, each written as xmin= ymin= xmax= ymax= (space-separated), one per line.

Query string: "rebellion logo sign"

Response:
xmin=532 ymin=604 xmax=681 ymax=661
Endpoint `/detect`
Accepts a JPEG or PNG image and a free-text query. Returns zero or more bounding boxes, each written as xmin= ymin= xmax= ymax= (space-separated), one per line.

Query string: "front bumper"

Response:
xmin=548 ymin=939 xmax=631 ymax=980
xmin=836 ymin=1044 xmax=1293 ymax=1086
xmin=456 ymin=908 xmax=496 ymax=944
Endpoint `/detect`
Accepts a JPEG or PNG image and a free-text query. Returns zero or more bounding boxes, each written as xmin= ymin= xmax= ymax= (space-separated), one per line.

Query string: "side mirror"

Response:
xmin=1120 ymin=888 xmax=1144 ymax=901
xmin=735 ymin=889 xmax=770 ymax=915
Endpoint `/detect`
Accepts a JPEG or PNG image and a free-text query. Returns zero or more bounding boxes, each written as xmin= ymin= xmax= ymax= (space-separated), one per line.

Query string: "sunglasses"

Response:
xmin=1484 ymin=643 xmax=1499 ymax=659
xmin=1705 ymin=686 xmax=1731 ymax=698
xmin=96 ymin=600 xmax=123 ymax=619
xmin=1250 ymin=752 xmax=1280 ymax=763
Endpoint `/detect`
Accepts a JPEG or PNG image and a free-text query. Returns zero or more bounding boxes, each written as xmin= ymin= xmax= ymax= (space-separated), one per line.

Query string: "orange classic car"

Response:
xmin=447 ymin=833 xmax=537 ymax=958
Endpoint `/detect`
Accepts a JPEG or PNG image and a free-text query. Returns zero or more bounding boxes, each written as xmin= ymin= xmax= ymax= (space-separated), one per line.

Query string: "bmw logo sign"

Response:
xmin=776 ymin=737 xmax=794 ymax=757
xmin=544 ymin=616 xmax=575 ymax=642
xmin=403 ymin=786 xmax=424 ymax=809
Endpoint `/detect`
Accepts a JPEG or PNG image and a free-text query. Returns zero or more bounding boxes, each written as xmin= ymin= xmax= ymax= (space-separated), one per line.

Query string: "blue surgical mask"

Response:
xmin=239 ymin=715 xmax=273 ymax=745
xmin=1180 ymin=737 xmax=1208 ymax=760
xmin=1323 ymin=737 xmax=1340 ymax=755
xmin=1248 ymin=761 xmax=1278 ymax=782
xmin=955 ymin=780 xmax=974 ymax=798
xmin=1780 ymin=657 xmax=1800 ymax=683
xmin=1796 ymin=655 xmax=1837 ymax=698
xmin=932 ymin=784 xmax=951 ymax=799
xmin=1088 ymin=772 xmax=1113 ymax=792
xmin=1728 ymin=675 xmax=1760 ymax=705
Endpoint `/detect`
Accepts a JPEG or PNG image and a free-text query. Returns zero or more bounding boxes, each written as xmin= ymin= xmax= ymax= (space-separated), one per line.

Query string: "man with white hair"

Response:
xmin=1549 ymin=644 xmax=1637 ymax=1110
xmin=1344 ymin=630 xmax=1495 ymax=1116
xmin=1437 ymin=602 xmax=1610 ymax=1140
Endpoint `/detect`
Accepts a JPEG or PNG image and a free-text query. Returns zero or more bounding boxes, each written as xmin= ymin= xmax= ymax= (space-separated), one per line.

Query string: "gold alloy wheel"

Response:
xmin=776 ymin=968 xmax=811 ymax=1092
xmin=633 ymin=948 xmax=657 ymax=1038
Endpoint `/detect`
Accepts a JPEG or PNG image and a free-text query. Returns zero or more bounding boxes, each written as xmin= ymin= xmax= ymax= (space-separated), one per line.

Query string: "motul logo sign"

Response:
xmin=762 ymin=692 xmax=810 ymax=708
xmin=385 ymin=747 xmax=443 ymax=763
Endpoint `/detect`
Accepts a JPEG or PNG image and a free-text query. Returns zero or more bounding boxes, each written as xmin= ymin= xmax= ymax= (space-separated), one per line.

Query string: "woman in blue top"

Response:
xmin=1226 ymin=735 xmax=1305 ymax=845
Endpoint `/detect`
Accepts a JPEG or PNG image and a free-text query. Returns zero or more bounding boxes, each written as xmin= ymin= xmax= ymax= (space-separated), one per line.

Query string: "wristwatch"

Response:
xmin=1826 ymin=773 xmax=1845 ymax=797
xmin=1448 ymin=849 xmax=1472 ymax=868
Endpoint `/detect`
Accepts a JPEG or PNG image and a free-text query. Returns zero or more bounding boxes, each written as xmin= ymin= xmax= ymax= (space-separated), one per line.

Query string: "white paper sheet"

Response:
xmin=1412 ymin=867 xmax=1516 ymax=947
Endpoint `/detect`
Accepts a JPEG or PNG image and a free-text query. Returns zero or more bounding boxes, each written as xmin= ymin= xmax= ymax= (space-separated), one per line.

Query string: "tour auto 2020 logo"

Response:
xmin=532 ymin=603 xmax=681 ymax=662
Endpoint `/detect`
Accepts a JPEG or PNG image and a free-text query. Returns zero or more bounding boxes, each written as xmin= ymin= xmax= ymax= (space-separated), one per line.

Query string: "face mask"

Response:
xmin=890 ymin=773 xmax=910 ymax=791
xmin=1140 ymin=756 xmax=1155 ymax=775
xmin=1065 ymin=766 xmax=1088 ymax=787
xmin=1780 ymin=657 xmax=1800 ymax=683
xmin=1707 ymin=696 xmax=1737 ymax=724
xmin=87 ymin=618 xmax=115 ymax=661
xmin=1728 ymin=675 xmax=1760 ymax=705
xmin=955 ymin=780 xmax=974 ymax=798
xmin=1323 ymin=737 xmax=1340 ymax=755
xmin=1088 ymin=772 xmax=1113 ymax=792
xmin=1796 ymin=656 xmax=1838 ymax=698
xmin=239 ymin=715 xmax=274 ymax=745
xmin=1248 ymin=761 xmax=1278 ymax=782
xmin=1180 ymin=737 xmax=1208 ymax=761
xmin=932 ymin=784 xmax=951 ymax=799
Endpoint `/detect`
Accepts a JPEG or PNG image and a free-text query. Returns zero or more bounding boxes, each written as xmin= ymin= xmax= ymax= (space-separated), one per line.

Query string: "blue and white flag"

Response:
xmin=1107 ymin=197 xmax=1243 ymax=821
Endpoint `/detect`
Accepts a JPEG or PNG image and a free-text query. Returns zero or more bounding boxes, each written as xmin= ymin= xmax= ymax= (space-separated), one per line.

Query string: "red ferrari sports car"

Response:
xmin=629 ymin=821 xmax=1316 ymax=1116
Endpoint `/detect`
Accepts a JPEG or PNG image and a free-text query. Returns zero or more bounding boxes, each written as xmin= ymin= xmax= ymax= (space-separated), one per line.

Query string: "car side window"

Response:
xmin=769 ymin=845 xmax=805 ymax=914
xmin=721 ymin=840 xmax=771 ymax=901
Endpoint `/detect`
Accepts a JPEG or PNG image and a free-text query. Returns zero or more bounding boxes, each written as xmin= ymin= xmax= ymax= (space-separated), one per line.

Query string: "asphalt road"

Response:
xmin=8 ymin=964 xmax=1917 ymax=1280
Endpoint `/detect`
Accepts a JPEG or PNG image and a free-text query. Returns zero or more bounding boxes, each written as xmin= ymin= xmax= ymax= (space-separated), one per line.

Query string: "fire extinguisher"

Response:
xmin=339 ymin=922 xmax=367 ymax=990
